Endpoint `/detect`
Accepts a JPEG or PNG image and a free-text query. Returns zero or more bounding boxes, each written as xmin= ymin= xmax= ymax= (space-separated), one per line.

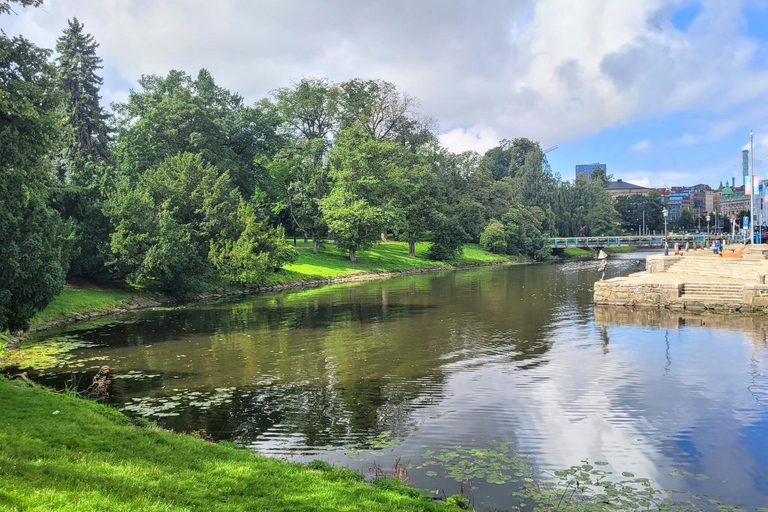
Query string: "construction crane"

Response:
xmin=543 ymin=145 xmax=558 ymax=154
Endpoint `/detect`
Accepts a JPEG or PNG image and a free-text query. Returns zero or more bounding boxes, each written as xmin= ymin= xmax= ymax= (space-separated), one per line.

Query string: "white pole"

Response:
xmin=751 ymin=130 xmax=755 ymax=244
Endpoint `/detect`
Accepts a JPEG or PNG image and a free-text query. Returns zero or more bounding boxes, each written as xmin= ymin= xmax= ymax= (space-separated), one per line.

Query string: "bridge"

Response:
xmin=550 ymin=235 xmax=734 ymax=249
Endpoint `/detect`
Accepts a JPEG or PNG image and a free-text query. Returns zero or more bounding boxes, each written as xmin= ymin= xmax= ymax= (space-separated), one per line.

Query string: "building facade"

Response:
xmin=575 ymin=163 xmax=606 ymax=181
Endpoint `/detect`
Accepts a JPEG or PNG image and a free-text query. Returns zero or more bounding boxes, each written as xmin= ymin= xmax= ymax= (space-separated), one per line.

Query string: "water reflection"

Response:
xmin=27 ymin=256 xmax=768 ymax=510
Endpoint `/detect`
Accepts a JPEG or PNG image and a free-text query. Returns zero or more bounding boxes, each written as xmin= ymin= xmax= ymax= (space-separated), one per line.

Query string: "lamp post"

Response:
xmin=706 ymin=214 xmax=710 ymax=237
xmin=751 ymin=130 xmax=755 ymax=244
xmin=663 ymin=207 xmax=669 ymax=255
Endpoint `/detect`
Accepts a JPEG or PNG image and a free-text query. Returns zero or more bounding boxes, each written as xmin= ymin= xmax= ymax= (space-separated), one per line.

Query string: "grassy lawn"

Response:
xmin=0 ymin=379 xmax=450 ymax=511
xmin=561 ymin=247 xmax=593 ymax=257
xmin=269 ymin=241 xmax=510 ymax=283
xmin=28 ymin=288 xmax=143 ymax=330
xmin=604 ymin=246 xmax=638 ymax=254
xmin=560 ymin=246 xmax=638 ymax=258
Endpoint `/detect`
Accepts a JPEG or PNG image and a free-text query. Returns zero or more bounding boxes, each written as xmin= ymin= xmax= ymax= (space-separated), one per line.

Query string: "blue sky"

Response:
xmin=6 ymin=0 xmax=768 ymax=189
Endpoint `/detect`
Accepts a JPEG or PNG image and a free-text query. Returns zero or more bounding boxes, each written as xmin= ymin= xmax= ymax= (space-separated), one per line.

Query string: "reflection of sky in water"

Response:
xmin=30 ymin=256 xmax=768 ymax=510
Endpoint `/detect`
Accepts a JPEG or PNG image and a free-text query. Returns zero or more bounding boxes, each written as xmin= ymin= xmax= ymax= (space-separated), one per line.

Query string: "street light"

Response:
xmin=663 ymin=207 xmax=669 ymax=255
xmin=750 ymin=131 xmax=756 ymax=243
xmin=706 ymin=214 xmax=710 ymax=237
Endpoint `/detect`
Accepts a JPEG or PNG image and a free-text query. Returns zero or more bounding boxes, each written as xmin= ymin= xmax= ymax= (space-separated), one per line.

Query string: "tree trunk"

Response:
xmin=408 ymin=239 xmax=416 ymax=257
xmin=303 ymin=232 xmax=308 ymax=244
xmin=312 ymin=235 xmax=318 ymax=254
xmin=381 ymin=231 xmax=388 ymax=242
xmin=349 ymin=247 xmax=357 ymax=262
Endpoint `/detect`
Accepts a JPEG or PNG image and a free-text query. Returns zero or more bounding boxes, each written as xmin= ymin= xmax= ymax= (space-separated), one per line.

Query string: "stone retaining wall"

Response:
xmin=594 ymin=278 xmax=768 ymax=312
xmin=593 ymin=279 xmax=681 ymax=307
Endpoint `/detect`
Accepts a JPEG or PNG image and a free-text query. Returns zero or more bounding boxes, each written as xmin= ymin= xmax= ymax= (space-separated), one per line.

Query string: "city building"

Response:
xmin=607 ymin=179 xmax=652 ymax=199
xmin=575 ymin=163 xmax=606 ymax=181
xmin=661 ymin=184 xmax=713 ymax=222
xmin=720 ymin=183 xmax=749 ymax=219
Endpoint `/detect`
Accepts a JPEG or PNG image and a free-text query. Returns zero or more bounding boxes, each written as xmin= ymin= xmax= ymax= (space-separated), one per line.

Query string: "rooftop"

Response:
xmin=607 ymin=179 xmax=649 ymax=191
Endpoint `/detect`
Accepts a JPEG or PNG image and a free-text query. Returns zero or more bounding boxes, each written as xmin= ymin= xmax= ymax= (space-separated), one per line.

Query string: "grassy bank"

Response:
xmin=0 ymin=379 xmax=451 ymax=511
xmin=267 ymin=242 xmax=511 ymax=283
xmin=17 ymin=242 xmax=511 ymax=335
xmin=28 ymin=288 xmax=145 ymax=331
xmin=560 ymin=246 xmax=638 ymax=258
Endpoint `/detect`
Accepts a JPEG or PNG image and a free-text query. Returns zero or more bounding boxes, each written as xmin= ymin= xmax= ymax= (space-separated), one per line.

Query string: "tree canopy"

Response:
xmin=0 ymin=15 xmax=631 ymax=330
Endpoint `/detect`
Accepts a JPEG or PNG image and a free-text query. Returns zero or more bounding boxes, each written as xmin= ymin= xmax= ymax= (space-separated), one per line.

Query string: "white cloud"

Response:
xmin=630 ymin=139 xmax=652 ymax=152
xmin=4 ymin=0 xmax=768 ymax=154
xmin=621 ymin=170 xmax=694 ymax=189
xmin=437 ymin=126 xmax=500 ymax=154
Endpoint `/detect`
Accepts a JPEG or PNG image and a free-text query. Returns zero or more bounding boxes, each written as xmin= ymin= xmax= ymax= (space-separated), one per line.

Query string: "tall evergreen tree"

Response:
xmin=0 ymin=34 xmax=69 ymax=331
xmin=52 ymin=18 xmax=113 ymax=278
xmin=55 ymin=17 xmax=110 ymax=185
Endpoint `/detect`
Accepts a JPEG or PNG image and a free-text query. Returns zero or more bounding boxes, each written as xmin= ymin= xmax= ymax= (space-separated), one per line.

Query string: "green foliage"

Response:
xmin=210 ymin=201 xmax=298 ymax=285
xmin=0 ymin=0 xmax=41 ymax=15
xmin=50 ymin=19 xmax=114 ymax=279
xmin=421 ymin=441 xmax=532 ymax=485
xmin=428 ymin=217 xmax=465 ymax=261
xmin=321 ymin=127 xmax=396 ymax=261
xmin=554 ymin=169 xmax=620 ymax=236
xmin=0 ymin=34 xmax=69 ymax=332
xmin=615 ymin=191 xmax=664 ymax=232
xmin=480 ymin=219 xmax=508 ymax=254
xmin=502 ymin=207 xmax=552 ymax=261
xmin=54 ymin=17 xmax=110 ymax=186
xmin=49 ymin=185 xmax=112 ymax=278
xmin=113 ymin=69 xmax=282 ymax=196
xmin=267 ymin=138 xmax=328 ymax=250
xmin=107 ymin=153 xmax=289 ymax=294
xmin=677 ymin=206 xmax=697 ymax=229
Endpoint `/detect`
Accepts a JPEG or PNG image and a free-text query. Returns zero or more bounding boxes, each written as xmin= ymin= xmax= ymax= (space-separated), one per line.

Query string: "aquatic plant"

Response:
xmin=420 ymin=441 xmax=532 ymax=485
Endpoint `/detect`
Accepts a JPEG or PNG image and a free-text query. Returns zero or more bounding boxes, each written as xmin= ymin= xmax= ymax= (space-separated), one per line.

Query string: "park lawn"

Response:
xmin=0 ymin=379 xmax=450 ymax=512
xmin=560 ymin=246 xmax=638 ymax=258
xmin=268 ymin=241 xmax=511 ymax=283
xmin=28 ymin=288 xmax=143 ymax=331
xmin=561 ymin=247 xmax=592 ymax=257
xmin=604 ymin=246 xmax=638 ymax=254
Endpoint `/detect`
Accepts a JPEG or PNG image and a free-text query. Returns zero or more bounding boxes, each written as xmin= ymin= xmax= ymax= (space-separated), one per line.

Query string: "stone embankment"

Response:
xmin=594 ymin=245 xmax=768 ymax=313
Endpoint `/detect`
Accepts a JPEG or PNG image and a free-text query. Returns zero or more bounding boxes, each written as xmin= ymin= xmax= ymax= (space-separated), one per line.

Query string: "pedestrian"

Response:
xmin=714 ymin=239 xmax=721 ymax=255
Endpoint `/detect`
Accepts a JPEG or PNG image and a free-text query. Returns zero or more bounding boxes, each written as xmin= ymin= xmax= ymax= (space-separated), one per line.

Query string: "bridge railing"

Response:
xmin=550 ymin=235 xmax=732 ymax=247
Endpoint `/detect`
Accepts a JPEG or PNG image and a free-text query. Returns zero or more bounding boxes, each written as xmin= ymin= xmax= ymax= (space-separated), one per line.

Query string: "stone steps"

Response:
xmin=665 ymin=258 xmax=768 ymax=281
xmin=680 ymin=283 xmax=745 ymax=303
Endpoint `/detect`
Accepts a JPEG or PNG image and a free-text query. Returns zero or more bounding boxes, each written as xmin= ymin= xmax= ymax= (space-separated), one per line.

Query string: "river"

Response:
xmin=27 ymin=254 xmax=768 ymax=510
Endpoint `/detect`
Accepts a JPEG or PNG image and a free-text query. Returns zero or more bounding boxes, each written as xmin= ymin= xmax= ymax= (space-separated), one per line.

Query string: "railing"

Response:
xmin=550 ymin=235 xmax=734 ymax=247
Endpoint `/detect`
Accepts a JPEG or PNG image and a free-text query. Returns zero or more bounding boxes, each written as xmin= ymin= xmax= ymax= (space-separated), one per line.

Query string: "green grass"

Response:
xmin=561 ymin=247 xmax=593 ymax=257
xmin=604 ymin=246 xmax=638 ymax=254
xmin=0 ymin=379 xmax=450 ymax=511
xmin=28 ymin=288 xmax=143 ymax=330
xmin=266 ymin=241 xmax=511 ymax=284
xmin=560 ymin=246 xmax=638 ymax=258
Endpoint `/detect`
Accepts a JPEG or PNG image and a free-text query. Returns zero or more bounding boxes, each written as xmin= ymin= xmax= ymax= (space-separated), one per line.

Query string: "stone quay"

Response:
xmin=593 ymin=245 xmax=768 ymax=313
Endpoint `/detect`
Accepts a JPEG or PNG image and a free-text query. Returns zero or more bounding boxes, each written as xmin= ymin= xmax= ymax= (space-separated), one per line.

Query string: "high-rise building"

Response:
xmin=575 ymin=163 xmax=606 ymax=181
xmin=743 ymin=150 xmax=749 ymax=187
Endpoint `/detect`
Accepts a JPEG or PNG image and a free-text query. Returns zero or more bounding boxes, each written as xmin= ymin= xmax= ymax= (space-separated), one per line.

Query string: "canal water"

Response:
xmin=27 ymin=254 xmax=768 ymax=510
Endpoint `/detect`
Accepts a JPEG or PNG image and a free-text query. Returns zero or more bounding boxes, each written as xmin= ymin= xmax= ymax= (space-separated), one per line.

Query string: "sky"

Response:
xmin=4 ymin=0 xmax=768 ymax=188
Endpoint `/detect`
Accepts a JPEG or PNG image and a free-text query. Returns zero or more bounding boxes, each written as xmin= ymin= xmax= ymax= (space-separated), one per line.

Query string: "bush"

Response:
xmin=428 ymin=217 xmax=464 ymax=261
xmin=480 ymin=220 xmax=507 ymax=254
